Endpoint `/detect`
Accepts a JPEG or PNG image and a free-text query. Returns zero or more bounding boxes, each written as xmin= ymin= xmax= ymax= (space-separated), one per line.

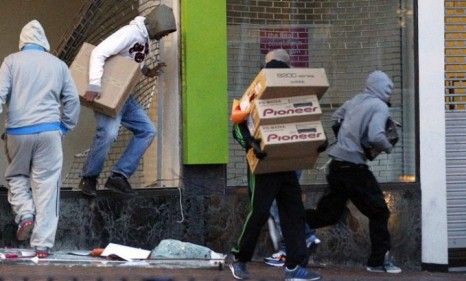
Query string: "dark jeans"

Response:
xmin=232 ymin=171 xmax=308 ymax=268
xmin=306 ymin=160 xmax=391 ymax=266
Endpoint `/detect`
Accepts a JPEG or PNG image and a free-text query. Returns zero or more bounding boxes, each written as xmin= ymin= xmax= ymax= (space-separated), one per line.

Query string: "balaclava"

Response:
xmin=145 ymin=4 xmax=177 ymax=40
xmin=19 ymin=19 xmax=50 ymax=51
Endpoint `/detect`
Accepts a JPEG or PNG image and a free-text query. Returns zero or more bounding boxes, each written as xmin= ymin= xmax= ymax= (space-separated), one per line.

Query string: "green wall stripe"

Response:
xmin=181 ymin=0 xmax=228 ymax=164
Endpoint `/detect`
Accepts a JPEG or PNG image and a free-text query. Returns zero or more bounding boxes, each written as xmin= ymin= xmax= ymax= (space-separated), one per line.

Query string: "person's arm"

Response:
xmin=0 ymin=57 xmax=12 ymax=114
xmin=367 ymin=105 xmax=393 ymax=153
xmin=60 ymin=65 xmax=80 ymax=134
xmin=331 ymin=100 xmax=349 ymax=121
xmin=84 ymin=27 xmax=135 ymax=102
xmin=232 ymin=122 xmax=266 ymax=159
xmin=232 ymin=122 xmax=250 ymax=149
xmin=331 ymin=100 xmax=350 ymax=138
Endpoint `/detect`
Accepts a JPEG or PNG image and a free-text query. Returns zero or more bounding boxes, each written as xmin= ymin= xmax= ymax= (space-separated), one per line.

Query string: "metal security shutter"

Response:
xmin=446 ymin=113 xmax=466 ymax=248
xmin=445 ymin=1 xmax=466 ymax=249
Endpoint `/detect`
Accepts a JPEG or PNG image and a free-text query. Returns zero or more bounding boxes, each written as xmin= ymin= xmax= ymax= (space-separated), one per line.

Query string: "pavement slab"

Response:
xmin=0 ymin=249 xmax=464 ymax=281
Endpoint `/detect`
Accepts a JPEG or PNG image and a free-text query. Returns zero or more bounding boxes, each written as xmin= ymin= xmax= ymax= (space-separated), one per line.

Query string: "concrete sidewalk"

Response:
xmin=0 ymin=248 xmax=464 ymax=281
xmin=0 ymin=260 xmax=464 ymax=281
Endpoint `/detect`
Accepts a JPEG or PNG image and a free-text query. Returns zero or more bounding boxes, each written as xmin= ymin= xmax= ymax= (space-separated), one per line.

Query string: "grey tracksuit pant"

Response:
xmin=5 ymin=131 xmax=62 ymax=249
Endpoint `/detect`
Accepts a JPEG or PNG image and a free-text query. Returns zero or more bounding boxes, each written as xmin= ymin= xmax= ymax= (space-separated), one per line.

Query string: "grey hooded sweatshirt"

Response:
xmin=329 ymin=70 xmax=395 ymax=164
xmin=0 ymin=20 xmax=79 ymax=134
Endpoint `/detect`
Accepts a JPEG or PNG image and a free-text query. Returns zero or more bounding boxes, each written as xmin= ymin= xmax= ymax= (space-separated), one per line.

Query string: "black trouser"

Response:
xmin=232 ymin=171 xmax=308 ymax=268
xmin=306 ymin=160 xmax=391 ymax=266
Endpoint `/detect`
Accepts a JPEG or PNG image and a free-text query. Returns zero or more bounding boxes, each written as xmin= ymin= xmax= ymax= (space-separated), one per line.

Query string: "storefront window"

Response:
xmin=227 ymin=0 xmax=416 ymax=186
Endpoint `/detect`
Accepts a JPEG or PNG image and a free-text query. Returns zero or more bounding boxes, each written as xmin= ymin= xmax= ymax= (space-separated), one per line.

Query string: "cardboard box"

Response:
xmin=241 ymin=68 xmax=329 ymax=104
xmin=247 ymin=149 xmax=319 ymax=174
xmin=256 ymin=121 xmax=326 ymax=159
xmin=248 ymin=95 xmax=322 ymax=135
xmin=69 ymin=42 xmax=141 ymax=117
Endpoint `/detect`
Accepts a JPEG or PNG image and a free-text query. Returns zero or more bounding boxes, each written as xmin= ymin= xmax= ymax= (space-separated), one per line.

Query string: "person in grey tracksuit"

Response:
xmin=0 ymin=20 xmax=80 ymax=255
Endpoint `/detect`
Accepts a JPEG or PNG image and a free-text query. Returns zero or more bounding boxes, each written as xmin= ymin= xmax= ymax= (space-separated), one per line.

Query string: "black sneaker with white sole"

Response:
xmin=105 ymin=173 xmax=135 ymax=195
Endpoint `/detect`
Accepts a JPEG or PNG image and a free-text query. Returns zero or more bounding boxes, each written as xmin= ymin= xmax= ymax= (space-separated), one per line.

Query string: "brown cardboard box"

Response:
xmin=247 ymin=149 xmax=319 ymax=174
xmin=256 ymin=121 xmax=326 ymax=159
xmin=69 ymin=42 xmax=141 ymax=117
xmin=240 ymin=68 xmax=329 ymax=104
xmin=248 ymin=95 xmax=322 ymax=135
xmin=246 ymin=121 xmax=326 ymax=174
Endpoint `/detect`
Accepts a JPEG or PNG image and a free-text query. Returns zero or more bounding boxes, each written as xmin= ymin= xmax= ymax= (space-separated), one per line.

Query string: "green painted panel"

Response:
xmin=181 ymin=0 xmax=228 ymax=164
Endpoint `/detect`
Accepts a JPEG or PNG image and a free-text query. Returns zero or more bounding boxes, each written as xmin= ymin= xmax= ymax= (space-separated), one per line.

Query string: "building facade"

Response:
xmin=0 ymin=0 xmax=459 ymax=271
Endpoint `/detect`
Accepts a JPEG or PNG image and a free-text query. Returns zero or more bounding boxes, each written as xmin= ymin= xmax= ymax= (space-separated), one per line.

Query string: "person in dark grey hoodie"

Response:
xmin=305 ymin=71 xmax=401 ymax=273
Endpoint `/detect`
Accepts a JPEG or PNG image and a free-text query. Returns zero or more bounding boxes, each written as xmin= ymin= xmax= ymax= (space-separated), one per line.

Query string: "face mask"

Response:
xmin=145 ymin=4 xmax=177 ymax=40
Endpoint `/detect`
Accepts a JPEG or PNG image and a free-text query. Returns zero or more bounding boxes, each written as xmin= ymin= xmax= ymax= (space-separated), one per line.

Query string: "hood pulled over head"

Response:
xmin=364 ymin=70 xmax=394 ymax=103
xmin=145 ymin=4 xmax=177 ymax=40
xmin=19 ymin=19 xmax=50 ymax=51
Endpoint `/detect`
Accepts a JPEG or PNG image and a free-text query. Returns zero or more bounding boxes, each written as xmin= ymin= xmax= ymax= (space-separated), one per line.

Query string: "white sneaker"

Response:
xmin=306 ymin=234 xmax=321 ymax=248
xmin=264 ymin=250 xmax=286 ymax=267
xmin=366 ymin=251 xmax=402 ymax=274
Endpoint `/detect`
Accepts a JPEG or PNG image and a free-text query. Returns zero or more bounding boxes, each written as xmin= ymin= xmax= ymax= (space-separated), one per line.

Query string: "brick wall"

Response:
xmin=445 ymin=0 xmax=466 ymax=110
xmin=227 ymin=0 xmax=412 ymax=186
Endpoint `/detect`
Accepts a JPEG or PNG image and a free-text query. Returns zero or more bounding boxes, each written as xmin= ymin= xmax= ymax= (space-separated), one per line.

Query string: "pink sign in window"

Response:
xmin=260 ymin=28 xmax=309 ymax=67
